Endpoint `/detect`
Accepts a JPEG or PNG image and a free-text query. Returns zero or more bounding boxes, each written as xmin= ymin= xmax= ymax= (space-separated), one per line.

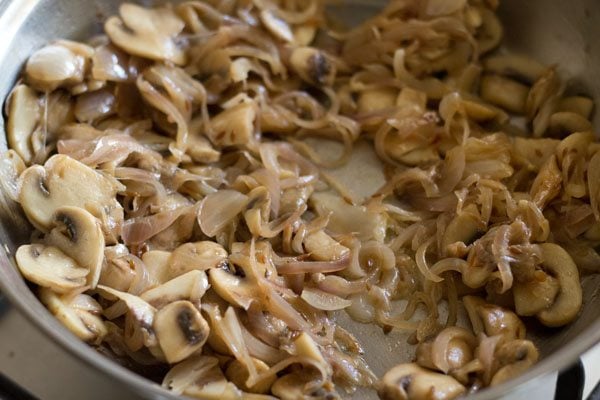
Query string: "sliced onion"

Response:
xmin=121 ymin=207 xmax=190 ymax=245
xmin=301 ymin=287 xmax=352 ymax=311
xmin=276 ymin=254 xmax=350 ymax=275
xmin=198 ymin=190 xmax=249 ymax=237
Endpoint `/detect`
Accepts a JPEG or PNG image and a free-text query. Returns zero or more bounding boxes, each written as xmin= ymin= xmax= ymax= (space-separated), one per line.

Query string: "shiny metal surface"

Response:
xmin=0 ymin=1 xmax=600 ymax=399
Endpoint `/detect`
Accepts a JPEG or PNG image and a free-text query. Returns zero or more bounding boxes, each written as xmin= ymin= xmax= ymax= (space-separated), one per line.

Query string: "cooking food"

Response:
xmin=2 ymin=0 xmax=598 ymax=398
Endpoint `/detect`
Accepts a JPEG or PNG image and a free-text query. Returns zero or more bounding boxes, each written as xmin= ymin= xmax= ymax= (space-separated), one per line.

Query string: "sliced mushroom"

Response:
xmin=548 ymin=111 xmax=593 ymax=137
xmin=463 ymin=296 xmax=525 ymax=341
xmin=483 ymin=54 xmax=545 ymax=83
xmin=377 ymin=363 xmax=466 ymax=400
xmin=6 ymin=84 xmax=40 ymax=164
xmin=16 ymin=244 xmax=88 ymax=293
xmin=0 ymin=150 xmax=26 ymax=202
xmin=207 ymin=102 xmax=256 ymax=146
xmin=558 ymin=96 xmax=594 ymax=119
xmin=208 ymin=267 xmax=254 ymax=310
xmin=513 ymin=270 xmax=560 ymax=316
xmin=303 ymin=230 xmax=350 ymax=262
xmin=480 ymin=74 xmax=529 ymax=114
xmin=141 ymin=250 xmax=172 ymax=284
xmin=25 ymin=41 xmax=93 ymax=91
xmin=357 ymin=88 xmax=398 ymax=115
xmin=39 ymin=288 xmax=107 ymax=344
xmin=169 ymin=241 xmax=228 ymax=278
xmin=186 ymin=133 xmax=221 ymax=164
xmin=536 ymin=243 xmax=583 ymax=327
xmin=154 ymin=300 xmax=209 ymax=364
xmin=46 ymin=206 xmax=105 ymax=288
xmin=141 ymin=270 xmax=209 ymax=309
xmin=272 ymin=371 xmax=338 ymax=400
xmin=225 ymin=358 xmax=275 ymax=394
xmin=290 ymin=47 xmax=336 ymax=86
xmin=162 ymin=355 xmax=220 ymax=394
xmin=163 ymin=355 xmax=245 ymax=398
xmin=490 ymin=340 xmax=539 ymax=385
xmin=105 ymin=3 xmax=186 ymax=65
xmin=416 ymin=327 xmax=477 ymax=374
xmin=18 ymin=154 xmax=124 ymax=233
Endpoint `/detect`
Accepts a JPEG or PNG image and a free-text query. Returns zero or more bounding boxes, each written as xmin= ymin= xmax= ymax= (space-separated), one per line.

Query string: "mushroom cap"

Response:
xmin=6 ymin=84 xmax=40 ymax=164
xmin=290 ymin=47 xmax=336 ymax=86
xmin=25 ymin=42 xmax=90 ymax=91
xmin=141 ymin=270 xmax=209 ymax=309
xmin=19 ymin=154 xmax=123 ymax=233
xmin=536 ymin=243 xmax=583 ymax=327
xmin=154 ymin=300 xmax=209 ymax=364
xmin=39 ymin=288 xmax=107 ymax=343
xmin=105 ymin=3 xmax=186 ymax=65
xmin=46 ymin=206 xmax=105 ymax=288
xmin=208 ymin=267 xmax=254 ymax=310
xmin=16 ymin=244 xmax=88 ymax=293
xmin=378 ymin=363 xmax=466 ymax=400
xmin=168 ymin=241 xmax=228 ymax=278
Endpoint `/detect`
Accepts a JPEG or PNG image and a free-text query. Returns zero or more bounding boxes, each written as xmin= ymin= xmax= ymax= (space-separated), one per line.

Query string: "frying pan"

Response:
xmin=1 ymin=0 xmax=600 ymax=399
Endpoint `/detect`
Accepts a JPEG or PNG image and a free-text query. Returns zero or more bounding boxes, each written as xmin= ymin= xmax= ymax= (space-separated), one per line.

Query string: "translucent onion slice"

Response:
xmin=301 ymin=287 xmax=352 ymax=311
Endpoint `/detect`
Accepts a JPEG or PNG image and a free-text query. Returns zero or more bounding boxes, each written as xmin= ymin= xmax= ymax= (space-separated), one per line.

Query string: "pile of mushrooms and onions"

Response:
xmin=3 ymin=0 xmax=599 ymax=398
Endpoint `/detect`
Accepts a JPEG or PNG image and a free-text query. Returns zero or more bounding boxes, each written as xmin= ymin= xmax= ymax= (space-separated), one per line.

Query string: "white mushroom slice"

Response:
xmin=16 ymin=244 xmax=87 ymax=293
xmin=207 ymin=102 xmax=256 ymax=146
xmin=311 ymin=192 xmax=386 ymax=242
xmin=46 ymin=206 xmax=105 ymax=288
xmin=358 ymin=88 xmax=398 ymax=114
xmin=558 ymin=96 xmax=594 ymax=119
xmin=141 ymin=250 xmax=172 ymax=284
xmin=480 ymin=74 xmax=529 ymax=114
xmin=378 ymin=363 xmax=465 ymax=400
xmin=105 ymin=3 xmax=186 ymax=65
xmin=169 ymin=241 xmax=228 ymax=278
xmin=25 ymin=41 xmax=92 ymax=91
xmin=513 ymin=271 xmax=560 ymax=316
xmin=154 ymin=301 xmax=209 ymax=364
xmin=490 ymin=339 xmax=539 ymax=386
xmin=272 ymin=371 xmax=337 ymax=400
xmin=6 ymin=84 xmax=40 ymax=164
xmin=19 ymin=154 xmax=123 ymax=232
xmin=0 ymin=150 xmax=26 ymax=202
xmin=141 ymin=270 xmax=209 ymax=309
xmin=208 ymin=268 xmax=254 ymax=310
xmin=39 ymin=288 xmax=107 ymax=344
xmin=260 ymin=9 xmax=294 ymax=42
xmin=536 ymin=243 xmax=583 ymax=327
xmin=304 ymin=231 xmax=350 ymax=262
xmin=290 ymin=47 xmax=336 ymax=86
xmin=162 ymin=355 xmax=220 ymax=395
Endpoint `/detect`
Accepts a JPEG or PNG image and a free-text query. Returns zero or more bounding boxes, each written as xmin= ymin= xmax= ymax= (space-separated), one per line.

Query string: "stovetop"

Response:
xmin=0 ymin=300 xmax=598 ymax=400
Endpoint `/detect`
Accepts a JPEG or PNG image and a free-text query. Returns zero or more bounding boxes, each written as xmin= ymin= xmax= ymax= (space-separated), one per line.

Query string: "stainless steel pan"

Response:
xmin=1 ymin=0 xmax=600 ymax=399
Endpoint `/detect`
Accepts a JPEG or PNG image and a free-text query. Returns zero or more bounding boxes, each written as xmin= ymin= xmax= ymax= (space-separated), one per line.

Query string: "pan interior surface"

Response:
xmin=0 ymin=1 xmax=600 ymax=400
